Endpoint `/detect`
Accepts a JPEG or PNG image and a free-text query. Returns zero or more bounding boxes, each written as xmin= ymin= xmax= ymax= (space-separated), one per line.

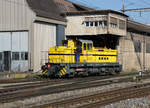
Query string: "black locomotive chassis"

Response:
xmin=45 ymin=63 xmax=122 ymax=77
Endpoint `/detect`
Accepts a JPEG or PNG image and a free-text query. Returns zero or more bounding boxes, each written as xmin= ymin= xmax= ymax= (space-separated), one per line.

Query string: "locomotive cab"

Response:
xmin=62 ymin=39 xmax=93 ymax=51
xmin=81 ymin=40 xmax=93 ymax=51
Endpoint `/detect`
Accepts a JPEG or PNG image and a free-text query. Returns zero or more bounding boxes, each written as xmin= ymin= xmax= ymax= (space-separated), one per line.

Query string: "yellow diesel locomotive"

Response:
xmin=42 ymin=40 xmax=122 ymax=78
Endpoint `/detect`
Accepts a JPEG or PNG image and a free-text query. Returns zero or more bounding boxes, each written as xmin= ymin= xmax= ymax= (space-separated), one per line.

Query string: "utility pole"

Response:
xmin=122 ymin=3 xmax=125 ymax=13
xmin=143 ymin=35 xmax=145 ymax=72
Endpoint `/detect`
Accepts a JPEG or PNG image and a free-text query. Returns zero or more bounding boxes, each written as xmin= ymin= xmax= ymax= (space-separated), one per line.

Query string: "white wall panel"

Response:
xmin=12 ymin=32 xmax=20 ymax=51
xmin=20 ymin=32 xmax=28 ymax=51
xmin=12 ymin=32 xmax=28 ymax=51
xmin=11 ymin=31 xmax=29 ymax=72
xmin=0 ymin=32 xmax=11 ymax=51
xmin=11 ymin=61 xmax=28 ymax=72
xmin=32 ymin=22 xmax=56 ymax=72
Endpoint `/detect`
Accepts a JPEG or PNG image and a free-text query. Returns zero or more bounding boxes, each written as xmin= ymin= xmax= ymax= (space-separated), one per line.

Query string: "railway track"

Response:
xmin=33 ymin=83 xmax=150 ymax=108
xmin=0 ymin=77 xmax=44 ymax=84
xmin=0 ymin=71 xmax=143 ymax=84
xmin=0 ymin=72 xmax=149 ymax=104
xmin=0 ymin=73 xmax=128 ymax=93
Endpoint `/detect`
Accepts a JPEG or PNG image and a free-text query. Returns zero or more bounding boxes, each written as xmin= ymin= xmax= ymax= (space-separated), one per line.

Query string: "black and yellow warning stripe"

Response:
xmin=59 ymin=66 xmax=67 ymax=76
xmin=42 ymin=69 xmax=48 ymax=75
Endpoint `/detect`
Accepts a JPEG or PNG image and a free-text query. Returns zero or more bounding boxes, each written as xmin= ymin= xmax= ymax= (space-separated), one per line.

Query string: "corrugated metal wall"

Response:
xmin=32 ymin=22 xmax=56 ymax=72
xmin=11 ymin=32 xmax=28 ymax=72
xmin=56 ymin=25 xmax=65 ymax=46
xmin=0 ymin=33 xmax=11 ymax=51
xmin=0 ymin=0 xmax=35 ymax=31
xmin=0 ymin=31 xmax=29 ymax=72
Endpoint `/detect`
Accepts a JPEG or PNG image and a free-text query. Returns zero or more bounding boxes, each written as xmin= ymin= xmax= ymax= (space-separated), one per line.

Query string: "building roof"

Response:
xmin=63 ymin=10 xmax=128 ymax=17
xmin=127 ymin=20 xmax=150 ymax=34
xmin=26 ymin=0 xmax=93 ymax=22
xmin=54 ymin=0 xmax=93 ymax=12
xmin=26 ymin=0 xmax=67 ymax=22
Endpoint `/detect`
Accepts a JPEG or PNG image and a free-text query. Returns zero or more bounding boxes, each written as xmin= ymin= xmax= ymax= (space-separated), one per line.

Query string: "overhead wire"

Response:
xmin=136 ymin=0 xmax=150 ymax=7
xmin=80 ymin=0 xmax=101 ymax=9
xmin=140 ymin=0 xmax=150 ymax=6
xmin=68 ymin=0 xmax=101 ymax=9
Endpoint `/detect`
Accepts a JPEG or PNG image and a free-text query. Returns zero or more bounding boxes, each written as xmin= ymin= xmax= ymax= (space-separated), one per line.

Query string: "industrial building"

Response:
xmin=0 ymin=0 xmax=150 ymax=73
xmin=65 ymin=10 xmax=150 ymax=71
xmin=0 ymin=0 xmax=92 ymax=72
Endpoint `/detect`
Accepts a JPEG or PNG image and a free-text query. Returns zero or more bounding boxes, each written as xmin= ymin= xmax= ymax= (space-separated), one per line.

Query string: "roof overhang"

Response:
xmin=127 ymin=20 xmax=150 ymax=34
xmin=62 ymin=10 xmax=128 ymax=17
xmin=35 ymin=16 xmax=67 ymax=25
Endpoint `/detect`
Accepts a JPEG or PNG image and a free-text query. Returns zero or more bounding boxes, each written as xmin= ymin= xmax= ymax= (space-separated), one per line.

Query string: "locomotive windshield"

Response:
xmin=87 ymin=43 xmax=92 ymax=50
xmin=62 ymin=40 xmax=68 ymax=46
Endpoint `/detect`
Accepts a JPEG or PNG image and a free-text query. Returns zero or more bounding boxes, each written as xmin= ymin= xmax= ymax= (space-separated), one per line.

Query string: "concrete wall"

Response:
xmin=118 ymin=32 xmax=150 ymax=71
xmin=66 ymin=14 xmax=126 ymax=36
xmin=108 ymin=13 xmax=127 ymax=36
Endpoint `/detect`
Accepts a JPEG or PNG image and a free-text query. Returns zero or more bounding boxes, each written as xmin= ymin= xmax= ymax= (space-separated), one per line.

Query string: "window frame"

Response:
xmin=0 ymin=52 xmax=2 ymax=61
xmin=12 ymin=52 xmax=20 ymax=60
xmin=134 ymin=40 xmax=141 ymax=53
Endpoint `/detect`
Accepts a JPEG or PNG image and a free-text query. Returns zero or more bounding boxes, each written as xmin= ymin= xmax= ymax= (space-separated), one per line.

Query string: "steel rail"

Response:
xmin=37 ymin=83 xmax=150 ymax=108
xmin=0 ymin=72 xmax=150 ymax=104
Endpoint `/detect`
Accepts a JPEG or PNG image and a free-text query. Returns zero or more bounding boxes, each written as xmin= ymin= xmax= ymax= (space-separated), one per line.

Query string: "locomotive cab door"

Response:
xmin=75 ymin=41 xmax=82 ymax=63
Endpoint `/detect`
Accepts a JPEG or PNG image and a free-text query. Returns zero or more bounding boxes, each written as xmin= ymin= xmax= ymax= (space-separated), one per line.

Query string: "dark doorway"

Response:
xmin=67 ymin=35 xmax=120 ymax=49
xmin=4 ymin=51 xmax=11 ymax=71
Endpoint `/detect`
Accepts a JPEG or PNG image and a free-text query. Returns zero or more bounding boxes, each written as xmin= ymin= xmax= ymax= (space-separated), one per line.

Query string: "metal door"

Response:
xmin=4 ymin=51 xmax=11 ymax=71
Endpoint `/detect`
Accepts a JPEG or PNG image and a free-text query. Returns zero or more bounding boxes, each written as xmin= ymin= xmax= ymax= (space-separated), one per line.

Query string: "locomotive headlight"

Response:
xmin=47 ymin=64 xmax=51 ymax=68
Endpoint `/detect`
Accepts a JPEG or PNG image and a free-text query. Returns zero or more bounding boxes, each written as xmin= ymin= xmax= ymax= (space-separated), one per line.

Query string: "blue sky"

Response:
xmin=68 ymin=0 xmax=150 ymax=24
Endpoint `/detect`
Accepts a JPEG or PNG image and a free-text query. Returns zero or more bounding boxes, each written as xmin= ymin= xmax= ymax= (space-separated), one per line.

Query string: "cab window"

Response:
xmin=62 ymin=40 xmax=68 ymax=46
xmin=84 ymin=43 xmax=86 ymax=50
xmin=87 ymin=43 xmax=92 ymax=50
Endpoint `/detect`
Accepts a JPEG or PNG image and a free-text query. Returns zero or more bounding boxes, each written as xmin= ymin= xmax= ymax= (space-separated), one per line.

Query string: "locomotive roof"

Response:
xmin=79 ymin=39 xmax=93 ymax=43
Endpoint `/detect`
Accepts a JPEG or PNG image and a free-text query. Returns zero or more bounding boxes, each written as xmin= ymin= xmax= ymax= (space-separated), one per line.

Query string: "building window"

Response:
xmin=110 ymin=17 xmax=118 ymax=28
xmin=146 ymin=43 xmax=150 ymax=53
xmin=12 ymin=52 xmax=19 ymax=60
xmin=119 ymin=19 xmax=125 ymax=30
xmin=0 ymin=52 xmax=2 ymax=60
xmin=25 ymin=52 xmax=28 ymax=60
xmin=99 ymin=21 xmax=103 ymax=27
xmin=21 ymin=52 xmax=28 ymax=60
xmin=90 ymin=22 xmax=94 ymax=26
xmin=134 ymin=40 xmax=141 ymax=52
xmin=85 ymin=22 xmax=90 ymax=27
xmin=95 ymin=21 xmax=98 ymax=26
xmin=85 ymin=21 xmax=107 ymax=27
xmin=104 ymin=21 xmax=107 ymax=26
xmin=99 ymin=21 xmax=107 ymax=28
